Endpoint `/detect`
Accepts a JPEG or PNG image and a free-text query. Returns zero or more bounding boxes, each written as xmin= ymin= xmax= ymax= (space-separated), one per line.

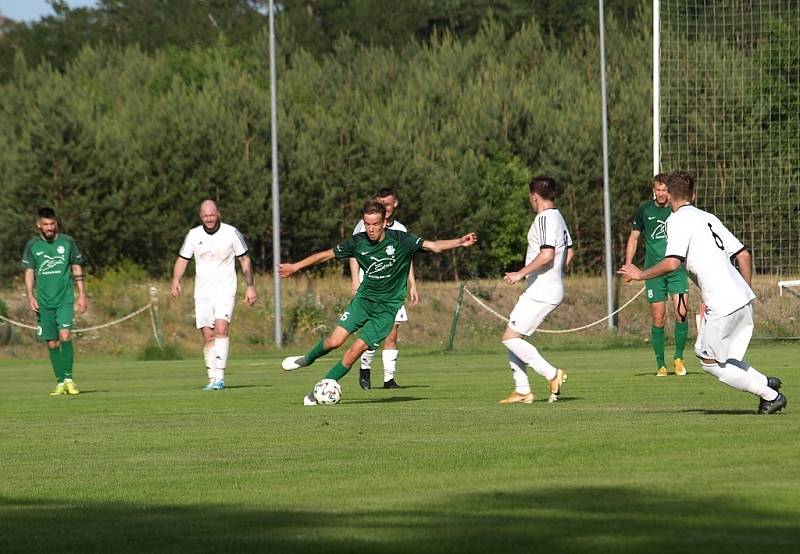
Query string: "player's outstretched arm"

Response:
xmin=504 ymin=248 xmax=555 ymax=285
xmin=279 ymin=249 xmax=336 ymax=278
xmin=421 ymin=232 xmax=477 ymax=253
xmin=619 ymin=256 xmax=680 ymax=282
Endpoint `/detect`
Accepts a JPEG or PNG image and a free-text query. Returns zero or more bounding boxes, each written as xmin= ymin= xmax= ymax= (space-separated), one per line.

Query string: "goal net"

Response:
xmin=656 ymin=0 xmax=800 ymax=275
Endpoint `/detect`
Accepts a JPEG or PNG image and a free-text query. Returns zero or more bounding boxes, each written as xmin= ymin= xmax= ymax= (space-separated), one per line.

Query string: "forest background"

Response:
xmin=0 ymin=0 xmax=796 ymax=284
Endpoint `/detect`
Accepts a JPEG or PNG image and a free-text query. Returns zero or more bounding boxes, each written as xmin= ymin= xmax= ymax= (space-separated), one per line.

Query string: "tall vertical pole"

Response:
xmin=268 ymin=0 xmax=282 ymax=348
xmin=653 ymin=0 xmax=661 ymax=176
xmin=598 ymin=0 xmax=615 ymax=331
xmin=653 ymin=0 xmax=661 ymax=175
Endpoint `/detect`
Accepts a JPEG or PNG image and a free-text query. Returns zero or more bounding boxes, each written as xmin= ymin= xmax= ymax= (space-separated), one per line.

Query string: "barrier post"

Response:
xmin=444 ymin=282 xmax=466 ymax=352
xmin=149 ymin=286 xmax=165 ymax=348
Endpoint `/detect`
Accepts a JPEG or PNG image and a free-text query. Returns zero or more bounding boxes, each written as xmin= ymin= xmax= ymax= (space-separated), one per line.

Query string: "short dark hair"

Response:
xmin=666 ymin=171 xmax=694 ymax=201
xmin=375 ymin=187 xmax=396 ymax=200
xmin=38 ymin=207 xmax=56 ymax=219
xmin=653 ymin=173 xmax=670 ymax=186
xmin=529 ymin=176 xmax=558 ymax=200
xmin=363 ymin=201 xmax=386 ymax=219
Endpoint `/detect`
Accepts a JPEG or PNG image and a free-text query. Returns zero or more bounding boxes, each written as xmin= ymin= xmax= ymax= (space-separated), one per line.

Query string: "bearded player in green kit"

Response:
xmin=21 ymin=207 xmax=88 ymax=396
xmin=625 ymin=174 xmax=690 ymax=377
xmin=279 ymin=201 xmax=477 ymax=405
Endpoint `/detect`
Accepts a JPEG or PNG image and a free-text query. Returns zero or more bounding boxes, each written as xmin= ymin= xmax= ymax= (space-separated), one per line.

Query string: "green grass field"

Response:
xmin=1 ymin=343 xmax=798 ymax=553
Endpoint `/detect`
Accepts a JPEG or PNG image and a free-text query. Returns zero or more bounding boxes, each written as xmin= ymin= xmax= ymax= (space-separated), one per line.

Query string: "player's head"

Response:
xmin=529 ymin=176 xmax=558 ymax=211
xmin=666 ymin=171 xmax=694 ymax=205
xmin=362 ymin=201 xmax=387 ymax=242
xmin=653 ymin=173 xmax=670 ymax=205
xmin=36 ymin=207 xmax=58 ymax=240
xmin=198 ymin=199 xmax=220 ymax=232
xmin=375 ymin=188 xmax=398 ymax=221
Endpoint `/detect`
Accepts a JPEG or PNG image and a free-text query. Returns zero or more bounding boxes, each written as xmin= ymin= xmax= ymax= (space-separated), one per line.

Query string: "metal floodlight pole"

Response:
xmin=268 ymin=0 xmax=282 ymax=348
xmin=653 ymin=0 xmax=661 ymax=176
xmin=598 ymin=0 xmax=615 ymax=331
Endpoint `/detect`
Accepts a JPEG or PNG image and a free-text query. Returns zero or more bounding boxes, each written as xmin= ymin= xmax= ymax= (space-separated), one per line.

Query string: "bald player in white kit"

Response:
xmin=171 ymin=200 xmax=257 ymax=390
xmin=619 ymin=171 xmax=786 ymax=414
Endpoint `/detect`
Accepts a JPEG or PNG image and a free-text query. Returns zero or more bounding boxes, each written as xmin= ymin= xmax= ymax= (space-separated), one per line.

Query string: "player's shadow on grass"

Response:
xmin=2 ymin=485 xmax=796 ymax=553
xmin=223 ymin=384 xmax=272 ymax=390
xmin=347 ymin=396 xmax=425 ymax=404
xmin=680 ymin=408 xmax=758 ymax=415
xmin=634 ymin=371 xmax=702 ymax=377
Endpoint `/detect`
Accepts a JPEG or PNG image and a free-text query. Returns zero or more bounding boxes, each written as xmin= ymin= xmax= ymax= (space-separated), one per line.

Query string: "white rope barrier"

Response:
xmin=463 ymin=285 xmax=646 ymax=334
xmin=0 ymin=314 xmax=37 ymax=330
xmin=74 ymin=304 xmax=153 ymax=332
xmin=0 ymin=303 xmax=152 ymax=333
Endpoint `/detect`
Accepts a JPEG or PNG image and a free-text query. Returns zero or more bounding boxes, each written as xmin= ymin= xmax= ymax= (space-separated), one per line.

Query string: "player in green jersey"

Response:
xmin=21 ymin=207 xmax=88 ymax=396
xmin=624 ymin=174 xmax=690 ymax=377
xmin=279 ymin=201 xmax=477 ymax=405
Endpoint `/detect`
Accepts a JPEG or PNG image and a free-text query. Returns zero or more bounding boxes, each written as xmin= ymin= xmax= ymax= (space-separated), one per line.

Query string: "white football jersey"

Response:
xmin=664 ymin=205 xmax=755 ymax=319
xmin=179 ymin=222 xmax=248 ymax=299
xmin=523 ymin=209 xmax=573 ymax=304
xmin=352 ymin=218 xmax=408 ymax=284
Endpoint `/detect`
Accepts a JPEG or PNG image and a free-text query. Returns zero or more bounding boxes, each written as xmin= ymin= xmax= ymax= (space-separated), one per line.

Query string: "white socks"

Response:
xmin=508 ymin=350 xmax=531 ymax=394
xmin=502 ymin=338 xmax=557 ymax=381
xmin=360 ymin=349 xmax=399 ymax=383
xmin=360 ymin=349 xmax=375 ymax=369
xmin=383 ymin=349 xmax=398 ymax=382
xmin=701 ymin=360 xmax=778 ymax=400
xmin=214 ymin=337 xmax=229 ymax=383
xmin=204 ymin=341 xmax=216 ymax=382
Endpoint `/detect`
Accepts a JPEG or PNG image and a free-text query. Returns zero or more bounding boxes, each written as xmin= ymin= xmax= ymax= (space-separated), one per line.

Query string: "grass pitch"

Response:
xmin=1 ymin=343 xmax=798 ymax=553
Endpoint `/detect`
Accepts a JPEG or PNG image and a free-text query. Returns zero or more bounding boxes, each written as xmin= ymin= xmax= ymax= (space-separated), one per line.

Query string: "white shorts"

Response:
xmin=694 ymin=302 xmax=753 ymax=363
xmin=195 ymin=296 xmax=236 ymax=329
xmin=507 ymin=296 xmax=558 ymax=336
xmin=394 ymin=305 xmax=408 ymax=323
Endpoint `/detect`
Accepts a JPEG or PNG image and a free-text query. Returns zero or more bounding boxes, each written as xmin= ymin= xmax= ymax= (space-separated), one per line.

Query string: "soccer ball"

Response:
xmin=313 ymin=379 xmax=342 ymax=405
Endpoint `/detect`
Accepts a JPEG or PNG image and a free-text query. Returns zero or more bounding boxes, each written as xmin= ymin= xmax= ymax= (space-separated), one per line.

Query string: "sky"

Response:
xmin=0 ymin=1 xmax=97 ymax=22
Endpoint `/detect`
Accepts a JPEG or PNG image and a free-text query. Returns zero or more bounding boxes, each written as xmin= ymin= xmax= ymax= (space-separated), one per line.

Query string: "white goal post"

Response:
xmin=654 ymin=0 xmax=800 ymax=276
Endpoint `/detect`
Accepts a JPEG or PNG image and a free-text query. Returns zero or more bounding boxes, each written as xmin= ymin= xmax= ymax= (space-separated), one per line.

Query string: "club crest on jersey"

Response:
xmin=386 ymin=245 xmax=395 ymax=256
xmin=57 ymin=245 xmax=65 ymax=254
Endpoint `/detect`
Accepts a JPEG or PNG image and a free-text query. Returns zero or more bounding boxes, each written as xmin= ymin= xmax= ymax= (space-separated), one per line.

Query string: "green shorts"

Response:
xmin=645 ymin=267 xmax=688 ymax=304
xmin=37 ymin=303 xmax=74 ymax=341
xmin=336 ymin=297 xmax=402 ymax=349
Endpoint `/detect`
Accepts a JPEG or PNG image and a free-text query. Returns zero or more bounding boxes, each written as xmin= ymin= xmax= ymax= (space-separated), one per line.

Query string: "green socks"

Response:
xmin=651 ymin=325 xmax=666 ymax=368
xmin=47 ymin=341 xmax=75 ymax=382
xmin=324 ymin=361 xmax=350 ymax=381
xmin=674 ymin=321 xmax=689 ymax=359
xmin=48 ymin=346 xmax=63 ymax=383
xmin=305 ymin=338 xmax=332 ymax=365
xmin=61 ymin=340 xmax=74 ymax=380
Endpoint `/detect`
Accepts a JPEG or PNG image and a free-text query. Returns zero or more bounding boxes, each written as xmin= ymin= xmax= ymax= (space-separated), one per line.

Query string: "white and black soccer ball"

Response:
xmin=313 ymin=378 xmax=342 ymax=405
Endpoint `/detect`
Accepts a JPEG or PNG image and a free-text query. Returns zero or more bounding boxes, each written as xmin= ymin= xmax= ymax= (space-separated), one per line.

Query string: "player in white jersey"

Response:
xmin=349 ymin=188 xmax=418 ymax=390
xmin=619 ymin=172 xmax=786 ymax=414
xmin=499 ymin=176 xmax=573 ymax=404
xmin=171 ymin=200 xmax=257 ymax=390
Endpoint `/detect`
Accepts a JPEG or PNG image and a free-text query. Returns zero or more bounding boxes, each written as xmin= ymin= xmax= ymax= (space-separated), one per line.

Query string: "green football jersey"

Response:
xmin=21 ymin=233 xmax=84 ymax=309
xmin=334 ymin=229 xmax=424 ymax=304
xmin=631 ymin=200 xmax=672 ymax=268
